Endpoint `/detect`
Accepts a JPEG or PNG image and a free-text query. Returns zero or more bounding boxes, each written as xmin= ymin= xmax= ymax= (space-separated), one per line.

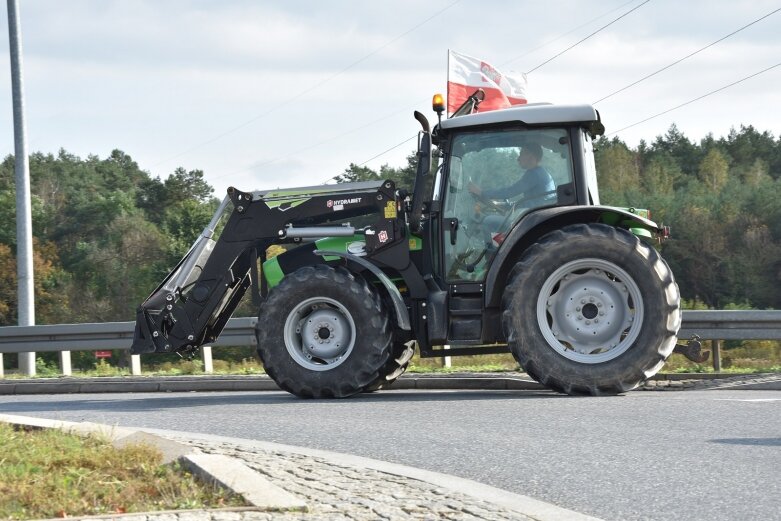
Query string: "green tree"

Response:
xmin=336 ymin=152 xmax=418 ymax=190
xmin=0 ymin=239 xmax=69 ymax=326
xmin=335 ymin=163 xmax=381 ymax=183
xmin=664 ymin=205 xmax=728 ymax=307
xmin=649 ymin=124 xmax=701 ymax=177
xmin=725 ymin=218 xmax=781 ymax=308
xmin=1 ymin=150 xmax=219 ymax=323
xmin=697 ymin=148 xmax=729 ymax=192
xmin=641 ymin=154 xmax=680 ymax=196
xmin=737 ymin=158 xmax=771 ymax=186
xmin=720 ymin=125 xmax=779 ymax=178
xmin=595 ymin=137 xmax=640 ymax=200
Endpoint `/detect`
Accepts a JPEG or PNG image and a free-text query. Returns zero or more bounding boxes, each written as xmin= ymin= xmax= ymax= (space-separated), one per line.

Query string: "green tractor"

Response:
xmin=132 ymin=91 xmax=681 ymax=398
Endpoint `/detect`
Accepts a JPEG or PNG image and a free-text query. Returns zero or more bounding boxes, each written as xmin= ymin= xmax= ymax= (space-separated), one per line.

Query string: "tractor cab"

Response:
xmin=405 ymin=94 xmax=665 ymax=353
xmin=411 ymin=96 xmax=609 ymax=283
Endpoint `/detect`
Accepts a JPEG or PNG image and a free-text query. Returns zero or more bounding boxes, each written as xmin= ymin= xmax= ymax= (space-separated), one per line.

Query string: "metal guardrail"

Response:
xmin=677 ymin=310 xmax=781 ymax=340
xmin=0 ymin=317 xmax=258 ymax=354
xmin=0 ymin=311 xmax=778 ymax=355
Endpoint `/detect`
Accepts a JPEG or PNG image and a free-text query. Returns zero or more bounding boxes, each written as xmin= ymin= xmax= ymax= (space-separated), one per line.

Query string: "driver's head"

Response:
xmin=517 ymin=143 xmax=543 ymax=169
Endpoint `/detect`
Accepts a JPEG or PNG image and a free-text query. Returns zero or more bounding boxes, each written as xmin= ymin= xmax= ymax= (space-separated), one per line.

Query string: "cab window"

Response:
xmin=442 ymin=128 xmax=574 ymax=281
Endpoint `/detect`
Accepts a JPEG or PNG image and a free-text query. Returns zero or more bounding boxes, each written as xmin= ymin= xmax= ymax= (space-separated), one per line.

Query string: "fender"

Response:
xmin=313 ymin=249 xmax=412 ymax=331
xmin=484 ymin=205 xmax=661 ymax=307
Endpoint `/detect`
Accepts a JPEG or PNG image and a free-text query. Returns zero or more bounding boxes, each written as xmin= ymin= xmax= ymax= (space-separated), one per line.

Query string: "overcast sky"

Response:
xmin=1 ymin=0 xmax=779 ymax=196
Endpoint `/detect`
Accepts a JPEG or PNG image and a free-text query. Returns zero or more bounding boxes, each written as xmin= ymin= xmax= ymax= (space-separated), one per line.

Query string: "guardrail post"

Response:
xmin=202 ymin=346 xmax=213 ymax=374
xmin=59 ymin=351 xmax=71 ymax=376
xmin=131 ymin=355 xmax=141 ymax=375
xmin=443 ymin=344 xmax=452 ymax=368
xmin=712 ymin=339 xmax=722 ymax=372
xmin=0 ymin=353 xmax=4 ymax=377
xmin=20 ymin=353 xmax=35 ymax=376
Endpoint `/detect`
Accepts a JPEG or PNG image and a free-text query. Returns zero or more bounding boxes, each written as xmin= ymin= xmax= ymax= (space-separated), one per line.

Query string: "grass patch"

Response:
xmin=4 ymin=340 xmax=780 ymax=379
xmin=0 ymin=423 xmax=246 ymax=520
xmin=1 ymin=358 xmax=266 ymax=379
xmin=407 ymin=352 xmax=520 ymax=373
xmin=662 ymin=339 xmax=781 ymax=373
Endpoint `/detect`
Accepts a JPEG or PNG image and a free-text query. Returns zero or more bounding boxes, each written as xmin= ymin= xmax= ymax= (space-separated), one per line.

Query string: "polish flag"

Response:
xmin=447 ymin=50 xmax=527 ymax=116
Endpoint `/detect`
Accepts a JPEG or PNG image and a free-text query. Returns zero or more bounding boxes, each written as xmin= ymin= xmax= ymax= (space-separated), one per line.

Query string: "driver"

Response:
xmin=467 ymin=143 xmax=555 ymax=246
xmin=467 ymin=142 xmax=554 ymax=205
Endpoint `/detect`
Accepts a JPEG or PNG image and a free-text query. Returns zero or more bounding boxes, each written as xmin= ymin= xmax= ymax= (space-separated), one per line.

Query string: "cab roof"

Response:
xmin=439 ymin=103 xmax=601 ymax=131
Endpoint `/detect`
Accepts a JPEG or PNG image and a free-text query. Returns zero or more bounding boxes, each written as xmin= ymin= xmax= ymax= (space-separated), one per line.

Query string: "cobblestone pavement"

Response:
xmin=637 ymin=372 xmax=781 ymax=391
xmin=404 ymin=371 xmax=781 ymax=392
xmin=168 ymin=438 xmax=536 ymax=521
xmin=83 ymin=436 xmax=538 ymax=521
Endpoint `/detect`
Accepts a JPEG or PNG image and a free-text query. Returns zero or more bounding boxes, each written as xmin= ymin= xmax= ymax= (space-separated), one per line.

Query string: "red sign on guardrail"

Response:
xmin=95 ymin=351 xmax=112 ymax=359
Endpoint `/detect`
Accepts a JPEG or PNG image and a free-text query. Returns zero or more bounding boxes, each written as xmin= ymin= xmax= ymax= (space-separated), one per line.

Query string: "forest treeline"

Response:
xmin=594 ymin=124 xmax=781 ymax=309
xmin=0 ymin=124 xmax=779 ymax=330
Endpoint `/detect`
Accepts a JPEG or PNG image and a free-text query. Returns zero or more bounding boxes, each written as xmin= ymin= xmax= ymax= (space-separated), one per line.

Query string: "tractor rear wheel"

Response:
xmin=256 ymin=265 xmax=392 ymax=398
xmin=502 ymin=223 xmax=681 ymax=395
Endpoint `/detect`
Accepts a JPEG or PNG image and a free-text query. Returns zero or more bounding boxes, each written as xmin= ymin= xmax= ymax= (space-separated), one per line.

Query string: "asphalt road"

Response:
xmin=1 ymin=389 xmax=778 ymax=521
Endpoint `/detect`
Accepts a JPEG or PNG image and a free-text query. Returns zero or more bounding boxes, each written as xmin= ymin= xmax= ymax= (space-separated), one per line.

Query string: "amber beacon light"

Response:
xmin=432 ymin=93 xmax=445 ymax=115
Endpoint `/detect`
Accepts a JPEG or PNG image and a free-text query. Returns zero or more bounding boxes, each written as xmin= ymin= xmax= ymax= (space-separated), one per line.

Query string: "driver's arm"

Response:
xmin=481 ymin=177 xmax=525 ymax=200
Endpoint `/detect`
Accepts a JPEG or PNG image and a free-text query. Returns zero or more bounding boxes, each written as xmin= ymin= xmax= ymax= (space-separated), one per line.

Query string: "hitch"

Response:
xmin=673 ymin=335 xmax=709 ymax=363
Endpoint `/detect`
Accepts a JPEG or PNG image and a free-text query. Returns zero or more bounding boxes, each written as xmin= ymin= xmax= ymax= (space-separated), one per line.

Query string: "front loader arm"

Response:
xmin=131 ymin=180 xmax=400 ymax=355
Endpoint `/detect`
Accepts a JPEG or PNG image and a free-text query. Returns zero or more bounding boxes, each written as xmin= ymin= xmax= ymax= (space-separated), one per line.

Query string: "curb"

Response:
xmin=0 ymin=375 xmax=281 ymax=395
xmin=0 ymin=413 xmax=308 ymax=513
xmin=0 ymin=373 xmax=546 ymax=395
xmin=0 ymin=372 xmax=779 ymax=394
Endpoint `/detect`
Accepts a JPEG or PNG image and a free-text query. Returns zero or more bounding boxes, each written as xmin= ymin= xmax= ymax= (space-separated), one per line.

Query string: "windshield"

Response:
xmin=442 ymin=128 xmax=574 ymax=281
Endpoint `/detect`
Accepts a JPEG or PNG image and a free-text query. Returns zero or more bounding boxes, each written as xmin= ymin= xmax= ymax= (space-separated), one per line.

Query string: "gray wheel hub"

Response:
xmin=537 ymin=258 xmax=644 ymax=364
xmin=284 ymin=297 xmax=355 ymax=371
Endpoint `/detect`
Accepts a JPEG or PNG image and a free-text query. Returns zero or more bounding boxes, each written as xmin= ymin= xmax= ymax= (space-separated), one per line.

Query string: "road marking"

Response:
xmin=713 ymin=398 xmax=781 ymax=402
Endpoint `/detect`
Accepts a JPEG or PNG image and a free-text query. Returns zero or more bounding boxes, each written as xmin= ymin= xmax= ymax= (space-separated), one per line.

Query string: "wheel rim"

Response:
xmin=536 ymin=258 xmax=644 ymax=364
xmin=283 ymin=296 xmax=356 ymax=371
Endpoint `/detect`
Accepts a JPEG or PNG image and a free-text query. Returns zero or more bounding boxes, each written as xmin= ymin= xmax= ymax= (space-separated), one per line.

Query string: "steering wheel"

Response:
xmin=469 ymin=189 xmax=511 ymax=215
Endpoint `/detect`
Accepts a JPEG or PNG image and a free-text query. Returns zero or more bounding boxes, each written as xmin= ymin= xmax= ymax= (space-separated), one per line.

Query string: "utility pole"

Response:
xmin=7 ymin=0 xmax=36 ymax=376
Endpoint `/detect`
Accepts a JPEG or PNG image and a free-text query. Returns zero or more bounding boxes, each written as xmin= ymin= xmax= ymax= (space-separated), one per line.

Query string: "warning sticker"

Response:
xmin=384 ymin=201 xmax=397 ymax=219
xmin=378 ymin=230 xmax=389 ymax=243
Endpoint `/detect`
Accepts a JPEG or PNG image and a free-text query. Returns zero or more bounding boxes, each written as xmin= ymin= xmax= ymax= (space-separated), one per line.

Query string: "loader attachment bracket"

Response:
xmin=131 ymin=308 xmax=161 ymax=354
xmin=227 ymin=186 xmax=253 ymax=211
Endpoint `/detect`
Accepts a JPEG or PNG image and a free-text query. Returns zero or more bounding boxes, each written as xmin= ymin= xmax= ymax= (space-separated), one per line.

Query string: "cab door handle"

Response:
xmin=447 ymin=218 xmax=459 ymax=245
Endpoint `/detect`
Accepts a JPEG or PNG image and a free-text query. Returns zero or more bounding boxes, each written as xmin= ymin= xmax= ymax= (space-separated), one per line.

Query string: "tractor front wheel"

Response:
xmin=502 ymin=223 xmax=681 ymax=395
xmin=256 ymin=265 xmax=392 ymax=398
xmin=363 ymin=340 xmax=415 ymax=392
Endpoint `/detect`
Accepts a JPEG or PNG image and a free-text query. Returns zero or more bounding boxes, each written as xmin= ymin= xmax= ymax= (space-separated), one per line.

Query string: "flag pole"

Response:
xmin=446 ymin=49 xmax=450 ymax=118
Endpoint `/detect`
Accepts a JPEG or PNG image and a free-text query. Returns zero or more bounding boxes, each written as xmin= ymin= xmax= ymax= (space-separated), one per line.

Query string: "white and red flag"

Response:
xmin=447 ymin=50 xmax=527 ymax=116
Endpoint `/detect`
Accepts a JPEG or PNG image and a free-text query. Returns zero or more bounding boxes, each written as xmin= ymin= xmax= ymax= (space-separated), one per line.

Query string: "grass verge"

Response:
xmin=0 ymin=423 xmax=246 ymax=520
xmin=3 ymin=341 xmax=780 ymax=379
